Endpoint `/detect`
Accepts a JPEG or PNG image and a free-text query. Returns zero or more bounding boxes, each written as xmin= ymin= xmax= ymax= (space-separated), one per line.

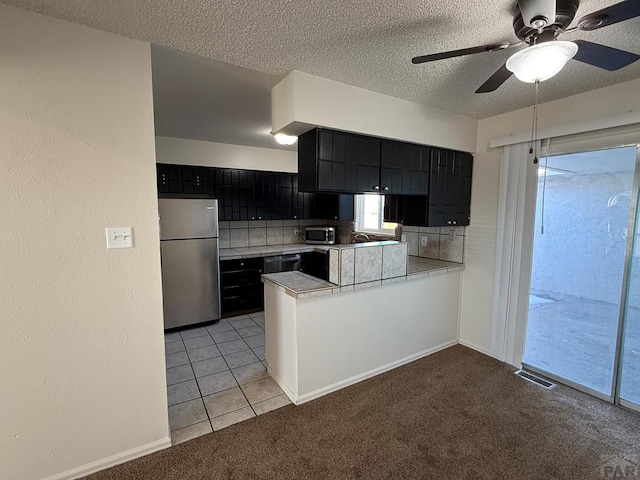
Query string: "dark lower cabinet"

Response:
xmin=220 ymin=257 xmax=264 ymax=317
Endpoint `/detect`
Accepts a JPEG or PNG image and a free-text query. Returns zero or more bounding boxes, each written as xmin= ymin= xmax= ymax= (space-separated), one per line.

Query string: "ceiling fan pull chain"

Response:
xmin=540 ymin=138 xmax=551 ymax=235
xmin=530 ymin=80 xmax=540 ymax=162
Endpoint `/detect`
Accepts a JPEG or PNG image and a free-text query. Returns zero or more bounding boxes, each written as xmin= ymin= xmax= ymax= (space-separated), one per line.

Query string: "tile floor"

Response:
xmin=164 ymin=311 xmax=291 ymax=445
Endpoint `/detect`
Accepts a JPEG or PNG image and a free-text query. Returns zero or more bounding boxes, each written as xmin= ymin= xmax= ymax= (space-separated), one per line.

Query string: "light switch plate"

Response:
xmin=421 ymin=235 xmax=428 ymax=247
xmin=448 ymin=230 xmax=457 ymax=242
xmin=106 ymin=227 xmax=133 ymax=249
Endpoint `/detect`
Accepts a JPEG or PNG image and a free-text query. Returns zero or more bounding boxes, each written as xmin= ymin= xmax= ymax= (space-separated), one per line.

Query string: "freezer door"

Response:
xmin=161 ymin=237 xmax=221 ymax=329
xmin=159 ymin=198 xmax=219 ymax=240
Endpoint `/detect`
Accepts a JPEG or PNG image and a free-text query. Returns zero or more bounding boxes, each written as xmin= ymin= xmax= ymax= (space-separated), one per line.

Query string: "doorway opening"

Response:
xmin=523 ymin=145 xmax=639 ymax=410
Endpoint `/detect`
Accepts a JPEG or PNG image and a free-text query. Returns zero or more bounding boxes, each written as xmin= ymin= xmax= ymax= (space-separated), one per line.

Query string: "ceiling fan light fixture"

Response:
xmin=506 ymin=41 xmax=579 ymax=83
xmin=273 ymin=133 xmax=298 ymax=146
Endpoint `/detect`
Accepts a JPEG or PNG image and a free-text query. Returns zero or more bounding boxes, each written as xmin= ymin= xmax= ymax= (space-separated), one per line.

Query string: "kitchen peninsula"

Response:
xmin=262 ymin=241 xmax=463 ymax=405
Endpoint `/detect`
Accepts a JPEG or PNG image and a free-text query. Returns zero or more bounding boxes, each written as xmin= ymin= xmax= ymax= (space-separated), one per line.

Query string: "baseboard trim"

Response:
xmin=287 ymin=339 xmax=458 ymax=405
xmin=42 ymin=437 xmax=172 ymax=480
xmin=267 ymin=366 xmax=299 ymax=405
xmin=458 ymin=338 xmax=491 ymax=356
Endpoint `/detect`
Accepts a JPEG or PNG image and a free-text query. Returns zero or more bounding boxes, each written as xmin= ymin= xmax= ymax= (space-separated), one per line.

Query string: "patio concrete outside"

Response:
xmin=524 ymin=291 xmax=640 ymax=405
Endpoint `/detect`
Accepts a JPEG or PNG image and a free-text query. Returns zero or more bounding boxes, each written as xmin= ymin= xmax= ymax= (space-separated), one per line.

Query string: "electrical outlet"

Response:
xmin=106 ymin=227 xmax=133 ymax=249
xmin=401 ymin=233 xmax=407 ymax=242
xmin=448 ymin=230 xmax=457 ymax=242
xmin=421 ymin=235 xmax=428 ymax=247
xmin=294 ymin=228 xmax=299 ymax=236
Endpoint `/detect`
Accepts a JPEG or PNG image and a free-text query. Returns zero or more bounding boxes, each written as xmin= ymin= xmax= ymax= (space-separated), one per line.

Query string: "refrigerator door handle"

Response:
xmin=206 ymin=206 xmax=215 ymax=210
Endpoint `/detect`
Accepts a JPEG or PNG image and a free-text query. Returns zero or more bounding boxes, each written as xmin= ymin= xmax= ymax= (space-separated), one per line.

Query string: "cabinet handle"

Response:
xmin=374 ymin=185 xmax=380 ymax=191
xmin=251 ymin=216 xmax=255 ymax=220
xmin=453 ymin=221 xmax=457 ymax=225
xmin=447 ymin=221 xmax=452 ymax=225
xmin=294 ymin=215 xmax=297 ymax=219
xmin=259 ymin=216 xmax=262 ymax=220
xmin=334 ymin=216 xmax=338 ymax=219
xmin=383 ymin=186 xmax=389 ymax=191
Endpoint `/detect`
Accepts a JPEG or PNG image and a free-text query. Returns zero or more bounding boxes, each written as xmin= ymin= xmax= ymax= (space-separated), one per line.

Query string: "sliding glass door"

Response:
xmin=523 ymin=145 xmax=639 ymax=403
xmin=618 ymin=150 xmax=640 ymax=410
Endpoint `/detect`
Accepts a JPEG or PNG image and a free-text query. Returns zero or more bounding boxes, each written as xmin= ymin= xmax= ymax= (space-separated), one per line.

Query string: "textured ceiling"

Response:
xmin=5 ymin=0 xmax=640 ymax=120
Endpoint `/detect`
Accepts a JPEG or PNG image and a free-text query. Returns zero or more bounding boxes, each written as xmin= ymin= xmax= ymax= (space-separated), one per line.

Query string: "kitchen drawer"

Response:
xmin=220 ymin=257 xmax=263 ymax=273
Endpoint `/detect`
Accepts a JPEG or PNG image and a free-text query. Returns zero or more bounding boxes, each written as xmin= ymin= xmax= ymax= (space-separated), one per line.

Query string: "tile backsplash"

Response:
xmin=219 ymin=219 xmax=344 ymax=249
xmin=402 ymin=225 xmax=466 ymax=263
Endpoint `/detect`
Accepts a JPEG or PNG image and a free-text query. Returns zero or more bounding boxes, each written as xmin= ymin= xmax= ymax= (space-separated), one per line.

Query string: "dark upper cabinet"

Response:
xmin=299 ymin=129 xmax=382 ymax=194
xmin=157 ymin=164 xmax=182 ymax=194
xmin=214 ymin=169 xmax=233 ymax=221
xmin=383 ymin=195 xmax=428 ymax=226
xmin=347 ymin=134 xmax=380 ymax=193
xmin=428 ymin=149 xmax=473 ymax=227
xmin=314 ymin=193 xmax=354 ymax=221
xmin=299 ymin=128 xmax=433 ymax=196
xmin=380 ymin=142 xmax=429 ymax=195
xmin=181 ymin=166 xmax=204 ymax=194
xmin=292 ymin=175 xmax=314 ymax=220
xmin=382 ymin=149 xmax=473 ymax=227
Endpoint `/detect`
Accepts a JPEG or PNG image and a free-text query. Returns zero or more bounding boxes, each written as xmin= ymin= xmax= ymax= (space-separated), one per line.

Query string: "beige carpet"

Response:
xmin=88 ymin=345 xmax=640 ymax=479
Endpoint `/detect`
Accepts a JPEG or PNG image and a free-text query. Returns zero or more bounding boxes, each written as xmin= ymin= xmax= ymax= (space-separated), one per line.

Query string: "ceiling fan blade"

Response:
xmin=412 ymin=42 xmax=514 ymax=64
xmin=577 ymin=0 xmax=640 ymax=31
xmin=475 ymin=64 xmax=513 ymax=93
xmin=573 ymin=40 xmax=640 ymax=71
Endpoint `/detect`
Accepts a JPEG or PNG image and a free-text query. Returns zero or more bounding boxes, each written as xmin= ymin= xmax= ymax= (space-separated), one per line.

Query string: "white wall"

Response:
xmin=460 ymin=78 xmax=640 ymax=356
xmin=272 ymin=71 xmax=478 ymax=153
xmin=0 ymin=6 xmax=169 ymax=480
xmin=156 ymin=136 xmax=298 ymax=172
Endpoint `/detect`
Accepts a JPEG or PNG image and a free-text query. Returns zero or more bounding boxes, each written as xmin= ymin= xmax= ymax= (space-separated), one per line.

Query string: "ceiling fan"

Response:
xmin=412 ymin=0 xmax=640 ymax=93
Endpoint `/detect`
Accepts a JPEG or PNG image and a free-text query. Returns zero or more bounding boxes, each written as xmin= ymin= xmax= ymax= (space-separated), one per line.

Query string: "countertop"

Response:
xmin=219 ymin=240 xmax=401 ymax=260
xmin=262 ymin=255 xmax=464 ymax=299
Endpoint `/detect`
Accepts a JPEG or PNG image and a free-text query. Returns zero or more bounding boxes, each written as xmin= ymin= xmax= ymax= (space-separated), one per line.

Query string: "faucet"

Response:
xmin=353 ymin=233 xmax=370 ymax=242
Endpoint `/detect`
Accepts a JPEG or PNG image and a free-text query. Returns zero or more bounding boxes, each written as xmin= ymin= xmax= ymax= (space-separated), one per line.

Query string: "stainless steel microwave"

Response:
xmin=304 ymin=227 xmax=336 ymax=245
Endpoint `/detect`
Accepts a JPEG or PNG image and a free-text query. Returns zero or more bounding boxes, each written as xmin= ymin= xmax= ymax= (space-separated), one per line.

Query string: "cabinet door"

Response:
xmin=314 ymin=193 xmax=354 ymax=221
xmin=279 ymin=173 xmax=294 ymax=220
xmin=428 ymin=149 xmax=473 ymax=226
xmin=181 ymin=166 xmax=204 ymax=194
xmin=215 ymin=169 xmax=233 ymax=221
xmin=380 ymin=142 xmax=427 ymax=195
xmin=317 ymin=130 xmax=347 ymax=191
xmin=244 ymin=170 xmax=257 ymax=220
xmin=347 ymin=134 xmax=380 ymax=193
xmin=254 ymin=171 xmax=269 ymax=221
xmin=202 ymin=167 xmax=215 ymax=195
xmin=383 ymin=195 xmax=403 ymax=224
xmin=157 ymin=164 xmax=181 ymax=194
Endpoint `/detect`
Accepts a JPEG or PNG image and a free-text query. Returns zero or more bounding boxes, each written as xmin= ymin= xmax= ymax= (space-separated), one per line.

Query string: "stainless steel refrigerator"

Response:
xmin=159 ymin=198 xmax=221 ymax=330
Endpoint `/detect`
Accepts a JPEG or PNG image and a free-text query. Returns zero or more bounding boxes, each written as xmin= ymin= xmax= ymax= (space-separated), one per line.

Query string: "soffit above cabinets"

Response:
xmin=6 ymin=0 xmax=640 ymax=119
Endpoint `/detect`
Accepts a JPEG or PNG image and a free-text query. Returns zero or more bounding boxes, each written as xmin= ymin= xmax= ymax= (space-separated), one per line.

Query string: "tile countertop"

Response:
xmin=262 ymin=255 xmax=464 ymax=299
xmin=219 ymin=240 xmax=401 ymax=260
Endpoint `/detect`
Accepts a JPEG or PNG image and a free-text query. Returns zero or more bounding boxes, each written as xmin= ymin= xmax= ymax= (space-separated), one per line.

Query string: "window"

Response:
xmin=354 ymin=194 xmax=397 ymax=234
